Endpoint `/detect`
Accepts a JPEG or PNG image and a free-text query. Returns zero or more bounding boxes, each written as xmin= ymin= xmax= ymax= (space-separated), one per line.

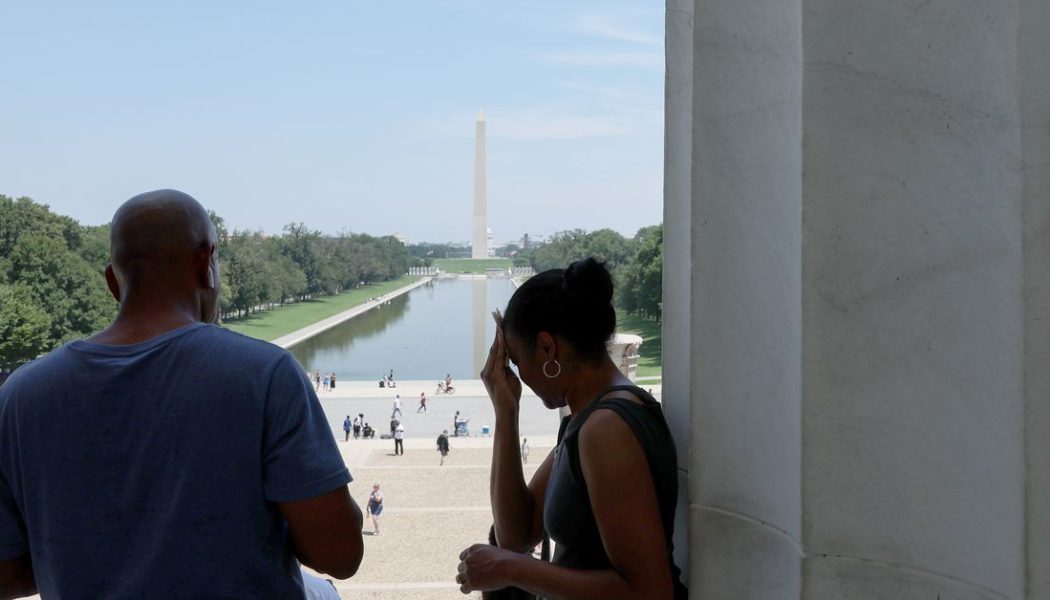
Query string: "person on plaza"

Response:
xmin=391 ymin=394 xmax=403 ymax=418
xmin=344 ymin=415 xmax=353 ymax=442
xmin=417 ymin=391 xmax=428 ymax=413
xmin=322 ymin=372 xmax=330 ymax=392
xmin=0 ymin=190 xmax=364 ymax=598
xmin=456 ymin=258 xmax=687 ymax=598
xmin=437 ymin=430 xmax=451 ymax=466
xmin=445 ymin=373 xmax=453 ymax=391
xmin=520 ymin=437 xmax=530 ymax=465
xmin=315 ymin=370 xmax=322 ymax=391
xmin=366 ymin=483 xmax=384 ymax=535
xmin=329 ymin=372 xmax=336 ymax=390
xmin=394 ymin=422 xmax=405 ymax=456
xmin=362 ymin=422 xmax=374 ymax=439
xmin=390 ymin=417 xmax=399 ymax=438
xmin=353 ymin=413 xmax=363 ymax=439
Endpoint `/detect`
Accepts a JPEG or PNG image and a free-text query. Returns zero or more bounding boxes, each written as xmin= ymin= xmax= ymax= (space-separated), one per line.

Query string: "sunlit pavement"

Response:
xmin=310 ymin=436 xmax=555 ymax=599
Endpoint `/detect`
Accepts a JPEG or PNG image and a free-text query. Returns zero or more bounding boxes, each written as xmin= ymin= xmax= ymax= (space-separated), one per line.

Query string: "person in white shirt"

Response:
xmin=394 ymin=423 xmax=405 ymax=456
xmin=391 ymin=395 xmax=402 ymax=418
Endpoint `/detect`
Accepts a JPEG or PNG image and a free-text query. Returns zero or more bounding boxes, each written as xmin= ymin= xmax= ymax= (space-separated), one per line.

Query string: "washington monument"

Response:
xmin=472 ymin=111 xmax=487 ymax=259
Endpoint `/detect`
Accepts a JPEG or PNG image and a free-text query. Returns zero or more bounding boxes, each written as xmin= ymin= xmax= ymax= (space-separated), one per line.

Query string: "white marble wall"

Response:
xmin=664 ymin=1 xmax=1048 ymax=598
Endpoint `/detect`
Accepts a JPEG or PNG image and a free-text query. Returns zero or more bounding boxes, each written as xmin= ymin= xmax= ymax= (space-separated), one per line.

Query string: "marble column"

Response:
xmin=665 ymin=1 xmax=1048 ymax=598
xmin=664 ymin=0 xmax=804 ymax=597
xmin=1022 ymin=0 xmax=1050 ymax=597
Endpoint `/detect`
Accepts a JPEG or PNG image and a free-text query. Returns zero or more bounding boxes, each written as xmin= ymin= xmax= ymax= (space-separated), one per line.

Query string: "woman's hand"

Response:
xmin=456 ymin=544 xmax=519 ymax=594
xmin=480 ymin=319 xmax=522 ymax=415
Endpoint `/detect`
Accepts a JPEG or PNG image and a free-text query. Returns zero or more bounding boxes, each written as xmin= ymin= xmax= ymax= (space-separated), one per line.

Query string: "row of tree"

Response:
xmin=211 ymin=217 xmax=414 ymax=321
xmin=0 ymin=196 xmax=414 ymax=369
xmin=0 ymin=196 xmax=116 ymax=369
xmin=525 ymin=226 xmax=664 ymax=321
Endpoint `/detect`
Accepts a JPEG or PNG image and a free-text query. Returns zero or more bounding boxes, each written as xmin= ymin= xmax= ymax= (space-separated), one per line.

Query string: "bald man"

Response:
xmin=0 ymin=190 xmax=363 ymax=598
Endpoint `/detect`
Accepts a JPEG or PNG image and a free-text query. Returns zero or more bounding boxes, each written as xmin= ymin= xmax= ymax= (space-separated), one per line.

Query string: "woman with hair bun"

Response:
xmin=456 ymin=258 xmax=687 ymax=598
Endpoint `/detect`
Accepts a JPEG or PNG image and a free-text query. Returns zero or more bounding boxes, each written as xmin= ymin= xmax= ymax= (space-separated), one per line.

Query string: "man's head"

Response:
xmin=106 ymin=189 xmax=219 ymax=323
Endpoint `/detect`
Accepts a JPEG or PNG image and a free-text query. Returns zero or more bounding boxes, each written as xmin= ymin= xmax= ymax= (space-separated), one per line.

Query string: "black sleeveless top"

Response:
xmin=543 ymin=385 xmax=687 ymax=596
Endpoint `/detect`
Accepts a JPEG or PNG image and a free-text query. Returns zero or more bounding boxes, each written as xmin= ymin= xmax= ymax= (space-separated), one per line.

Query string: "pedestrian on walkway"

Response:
xmin=391 ymin=395 xmax=402 ymax=418
xmin=329 ymin=372 xmax=336 ymax=390
xmin=453 ymin=411 xmax=460 ymax=436
xmin=394 ymin=423 xmax=405 ymax=455
xmin=521 ymin=437 xmax=530 ymax=464
xmin=390 ymin=417 xmax=399 ymax=438
xmin=437 ymin=430 xmax=450 ymax=466
xmin=343 ymin=415 xmax=352 ymax=442
xmin=417 ymin=392 xmax=427 ymax=413
xmin=314 ymin=371 xmax=321 ymax=391
xmin=322 ymin=373 xmax=329 ymax=392
xmin=353 ymin=414 xmax=362 ymax=439
xmin=367 ymin=483 xmax=383 ymax=535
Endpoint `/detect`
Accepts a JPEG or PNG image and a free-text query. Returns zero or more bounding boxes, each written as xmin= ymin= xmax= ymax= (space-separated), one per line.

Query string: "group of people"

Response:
xmin=0 ymin=190 xmax=686 ymax=599
xmin=343 ymin=413 xmax=375 ymax=440
xmin=312 ymin=370 xmax=337 ymax=392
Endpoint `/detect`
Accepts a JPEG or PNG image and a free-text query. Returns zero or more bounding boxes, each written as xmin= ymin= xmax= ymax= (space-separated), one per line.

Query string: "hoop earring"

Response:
xmin=542 ymin=359 xmax=562 ymax=379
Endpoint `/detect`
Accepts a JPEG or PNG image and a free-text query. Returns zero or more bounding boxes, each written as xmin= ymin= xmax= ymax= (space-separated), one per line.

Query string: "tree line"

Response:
xmin=526 ymin=226 xmax=663 ymax=322
xmin=0 ymin=196 xmax=414 ymax=369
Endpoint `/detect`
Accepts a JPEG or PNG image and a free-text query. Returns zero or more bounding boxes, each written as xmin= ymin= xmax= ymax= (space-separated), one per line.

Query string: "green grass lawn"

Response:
xmin=433 ymin=258 xmax=512 ymax=273
xmin=224 ymin=276 xmax=421 ymax=341
xmin=616 ymin=312 xmax=662 ymax=380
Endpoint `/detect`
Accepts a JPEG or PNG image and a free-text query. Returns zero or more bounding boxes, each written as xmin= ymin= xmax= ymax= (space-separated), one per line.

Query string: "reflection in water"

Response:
xmin=473 ymin=278 xmax=487 ymax=376
xmin=289 ymin=278 xmax=516 ymax=381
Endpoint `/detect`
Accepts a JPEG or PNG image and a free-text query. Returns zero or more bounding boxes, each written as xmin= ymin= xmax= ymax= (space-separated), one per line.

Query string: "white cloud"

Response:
xmin=577 ymin=14 xmax=662 ymax=47
xmin=543 ymin=51 xmax=663 ymax=69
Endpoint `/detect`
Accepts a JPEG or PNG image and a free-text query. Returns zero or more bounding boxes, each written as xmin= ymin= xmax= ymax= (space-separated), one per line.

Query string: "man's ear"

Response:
xmin=198 ymin=245 xmax=217 ymax=289
xmin=104 ymin=265 xmax=121 ymax=302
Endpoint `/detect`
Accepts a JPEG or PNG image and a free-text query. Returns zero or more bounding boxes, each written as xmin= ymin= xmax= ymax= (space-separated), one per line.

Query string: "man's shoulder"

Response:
xmin=197 ymin=326 xmax=295 ymax=365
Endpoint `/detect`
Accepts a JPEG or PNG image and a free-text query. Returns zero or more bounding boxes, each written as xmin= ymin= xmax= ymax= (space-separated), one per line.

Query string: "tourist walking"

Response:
xmin=390 ymin=417 xmax=399 ymax=438
xmin=394 ymin=422 xmax=405 ymax=455
xmin=343 ymin=415 xmax=352 ymax=442
xmin=329 ymin=372 xmax=336 ymax=390
xmin=521 ymin=437 xmax=530 ymax=465
xmin=314 ymin=371 xmax=321 ymax=391
xmin=417 ymin=392 xmax=427 ymax=413
xmin=353 ymin=414 xmax=362 ymax=439
xmin=391 ymin=394 xmax=402 ymax=418
xmin=452 ymin=411 xmax=460 ymax=436
xmin=367 ymin=483 xmax=384 ymax=535
xmin=322 ymin=372 xmax=330 ymax=392
xmin=456 ymin=258 xmax=688 ymax=597
xmin=437 ymin=430 xmax=450 ymax=466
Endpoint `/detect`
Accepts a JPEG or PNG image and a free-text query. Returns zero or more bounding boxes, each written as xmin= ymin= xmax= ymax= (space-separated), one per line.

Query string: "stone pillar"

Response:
xmin=667 ymin=1 xmax=1047 ymax=598
xmin=801 ymin=2 xmax=1025 ymax=597
xmin=664 ymin=0 xmax=804 ymax=597
xmin=1022 ymin=0 xmax=1050 ymax=597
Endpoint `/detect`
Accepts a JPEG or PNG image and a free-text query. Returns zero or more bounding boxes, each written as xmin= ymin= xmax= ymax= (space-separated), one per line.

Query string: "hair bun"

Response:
xmin=563 ymin=257 xmax=614 ymax=306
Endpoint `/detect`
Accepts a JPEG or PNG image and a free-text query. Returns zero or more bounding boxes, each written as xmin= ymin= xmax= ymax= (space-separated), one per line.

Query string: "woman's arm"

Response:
xmin=483 ymin=325 xmax=550 ymax=551
xmin=459 ymin=408 xmax=675 ymax=599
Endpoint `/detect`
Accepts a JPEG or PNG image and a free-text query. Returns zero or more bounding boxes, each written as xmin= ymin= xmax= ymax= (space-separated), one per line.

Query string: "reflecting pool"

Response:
xmin=289 ymin=277 xmax=516 ymax=381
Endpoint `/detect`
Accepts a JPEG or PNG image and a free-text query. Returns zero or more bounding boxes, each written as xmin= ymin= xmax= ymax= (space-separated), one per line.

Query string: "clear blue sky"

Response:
xmin=0 ymin=1 xmax=664 ymax=245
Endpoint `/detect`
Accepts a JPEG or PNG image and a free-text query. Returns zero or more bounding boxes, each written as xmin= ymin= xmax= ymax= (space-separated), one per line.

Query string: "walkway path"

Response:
xmin=271 ymin=278 xmax=431 ymax=349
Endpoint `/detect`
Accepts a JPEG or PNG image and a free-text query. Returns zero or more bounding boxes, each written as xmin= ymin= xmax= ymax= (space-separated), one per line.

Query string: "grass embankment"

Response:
xmin=616 ymin=312 xmax=662 ymax=381
xmin=433 ymin=258 xmax=512 ymax=273
xmin=224 ymin=276 xmax=421 ymax=342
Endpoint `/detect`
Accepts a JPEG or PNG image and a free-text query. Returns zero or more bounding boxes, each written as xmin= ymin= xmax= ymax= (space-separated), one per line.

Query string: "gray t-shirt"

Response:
xmin=0 ymin=323 xmax=351 ymax=599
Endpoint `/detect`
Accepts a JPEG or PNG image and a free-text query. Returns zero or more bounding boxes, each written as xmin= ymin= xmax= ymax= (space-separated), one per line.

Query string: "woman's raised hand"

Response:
xmin=481 ymin=312 xmax=522 ymax=414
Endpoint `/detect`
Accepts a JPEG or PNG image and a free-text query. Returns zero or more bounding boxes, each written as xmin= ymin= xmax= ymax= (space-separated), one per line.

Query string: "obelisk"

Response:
xmin=472 ymin=111 xmax=487 ymax=259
